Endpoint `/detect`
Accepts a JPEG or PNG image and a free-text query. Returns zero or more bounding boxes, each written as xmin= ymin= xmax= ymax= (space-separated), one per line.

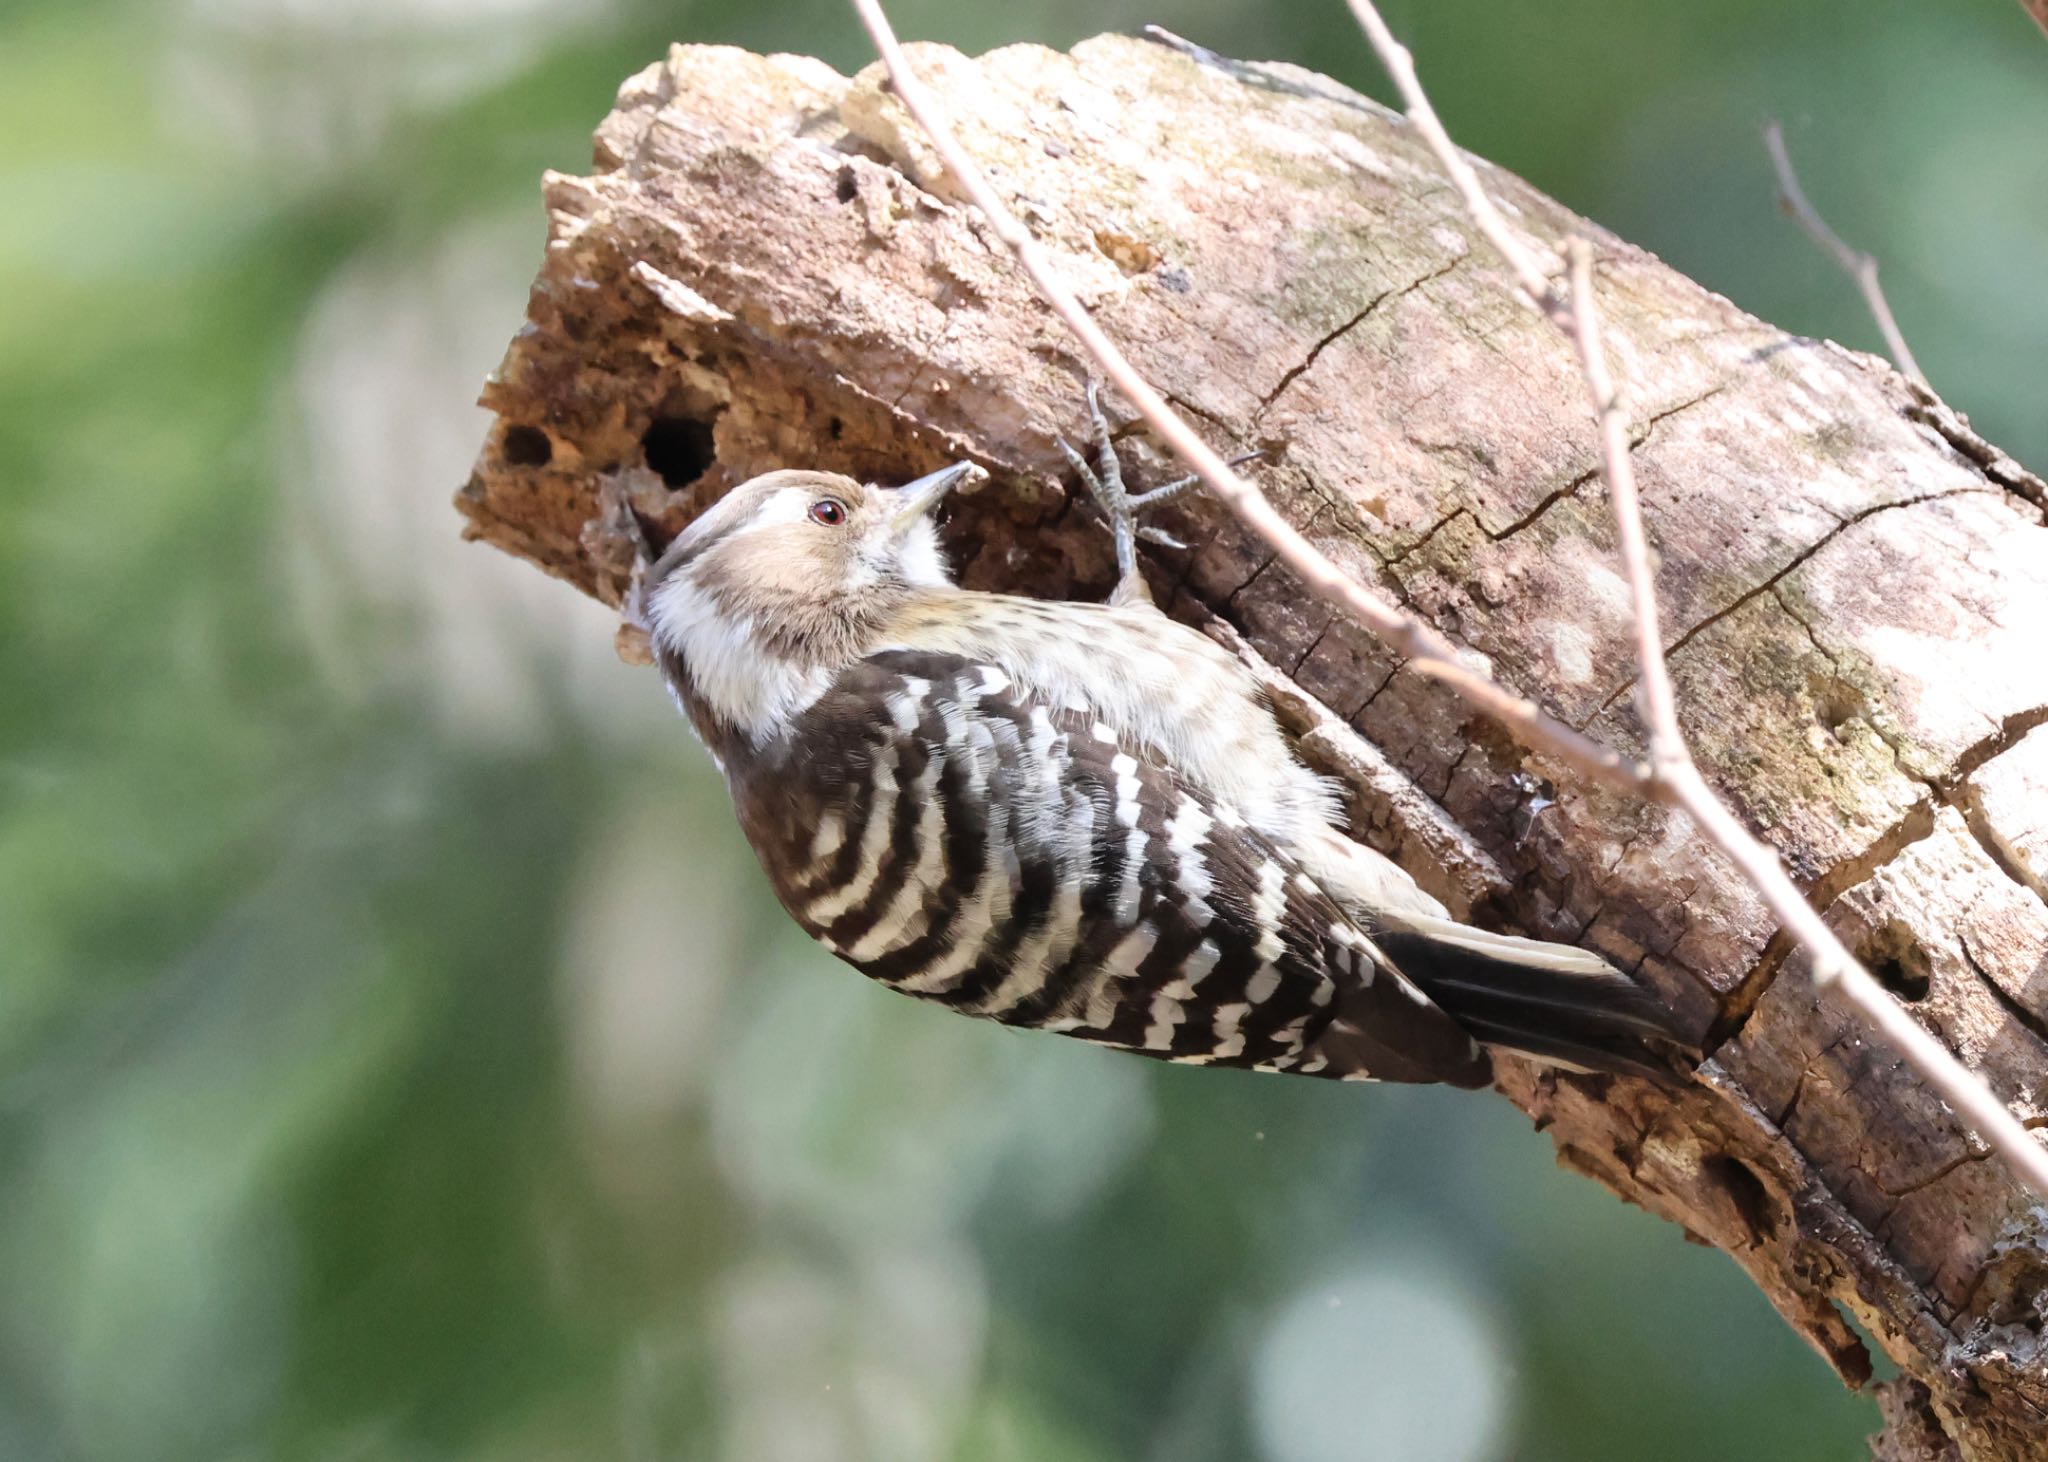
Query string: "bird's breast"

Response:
xmin=719 ymin=648 xmax=1464 ymax=1078
xmin=876 ymin=592 xmax=1341 ymax=841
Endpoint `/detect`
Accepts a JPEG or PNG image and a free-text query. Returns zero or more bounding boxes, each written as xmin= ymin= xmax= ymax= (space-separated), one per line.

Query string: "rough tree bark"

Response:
xmin=457 ymin=35 xmax=2048 ymax=1459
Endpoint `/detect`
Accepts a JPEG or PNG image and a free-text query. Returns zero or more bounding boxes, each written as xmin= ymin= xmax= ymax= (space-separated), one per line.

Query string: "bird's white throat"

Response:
xmin=647 ymin=574 xmax=832 ymax=742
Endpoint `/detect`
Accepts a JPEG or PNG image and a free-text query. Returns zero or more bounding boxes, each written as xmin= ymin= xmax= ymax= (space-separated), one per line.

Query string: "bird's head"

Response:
xmin=640 ymin=462 xmax=982 ymax=741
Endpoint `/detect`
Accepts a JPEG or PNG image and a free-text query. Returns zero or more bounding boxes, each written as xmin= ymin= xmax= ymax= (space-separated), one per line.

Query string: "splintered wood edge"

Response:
xmin=458 ymin=36 xmax=2048 ymax=1456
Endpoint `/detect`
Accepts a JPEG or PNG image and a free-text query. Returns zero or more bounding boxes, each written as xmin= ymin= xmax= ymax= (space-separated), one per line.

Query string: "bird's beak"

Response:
xmin=889 ymin=461 xmax=984 ymax=534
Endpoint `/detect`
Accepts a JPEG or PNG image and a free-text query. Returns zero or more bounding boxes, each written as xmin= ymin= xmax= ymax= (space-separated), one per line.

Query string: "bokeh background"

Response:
xmin=5 ymin=0 xmax=2043 ymax=1458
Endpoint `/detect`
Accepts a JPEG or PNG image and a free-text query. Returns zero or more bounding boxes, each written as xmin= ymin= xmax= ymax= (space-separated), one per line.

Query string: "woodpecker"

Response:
xmin=619 ymin=387 xmax=1686 ymax=1087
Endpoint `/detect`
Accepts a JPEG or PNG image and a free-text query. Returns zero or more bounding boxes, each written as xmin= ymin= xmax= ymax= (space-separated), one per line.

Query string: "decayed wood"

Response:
xmin=458 ymin=36 xmax=2048 ymax=1457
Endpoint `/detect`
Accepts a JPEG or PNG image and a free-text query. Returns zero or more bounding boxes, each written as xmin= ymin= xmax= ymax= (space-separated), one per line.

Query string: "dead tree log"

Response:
xmin=457 ymin=35 xmax=2048 ymax=1458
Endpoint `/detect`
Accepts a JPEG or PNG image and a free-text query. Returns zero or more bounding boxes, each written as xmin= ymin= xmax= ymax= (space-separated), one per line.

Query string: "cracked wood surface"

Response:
xmin=456 ymin=35 xmax=2048 ymax=1458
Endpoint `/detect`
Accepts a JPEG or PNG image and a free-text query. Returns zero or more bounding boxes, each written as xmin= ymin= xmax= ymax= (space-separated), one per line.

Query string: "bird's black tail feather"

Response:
xmin=1374 ymin=916 xmax=1692 ymax=1084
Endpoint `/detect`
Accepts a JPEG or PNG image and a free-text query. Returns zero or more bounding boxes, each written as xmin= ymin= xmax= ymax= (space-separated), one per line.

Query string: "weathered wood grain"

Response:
xmin=458 ymin=36 xmax=2048 ymax=1457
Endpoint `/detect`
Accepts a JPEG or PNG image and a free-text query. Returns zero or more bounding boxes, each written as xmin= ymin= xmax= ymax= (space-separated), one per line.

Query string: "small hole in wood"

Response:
xmin=1811 ymin=673 xmax=1865 ymax=739
xmin=642 ymin=416 xmax=716 ymax=488
xmin=1862 ymin=917 xmax=1932 ymax=1002
xmin=1701 ymin=1154 xmax=1776 ymax=1244
xmin=501 ymin=424 xmax=552 ymax=467
xmin=1872 ymin=954 xmax=1931 ymax=1002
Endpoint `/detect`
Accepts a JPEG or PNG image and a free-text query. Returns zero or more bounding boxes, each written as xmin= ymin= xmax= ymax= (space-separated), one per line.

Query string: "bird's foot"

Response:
xmin=591 ymin=475 xmax=658 ymax=665
xmin=1056 ymin=380 xmax=1258 ymax=606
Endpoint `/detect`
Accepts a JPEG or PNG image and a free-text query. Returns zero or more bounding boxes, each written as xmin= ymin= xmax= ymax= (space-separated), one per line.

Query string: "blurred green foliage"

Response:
xmin=4 ymin=0 xmax=2041 ymax=1458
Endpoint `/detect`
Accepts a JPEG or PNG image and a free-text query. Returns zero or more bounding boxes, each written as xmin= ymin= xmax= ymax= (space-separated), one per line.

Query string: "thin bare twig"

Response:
xmin=845 ymin=0 xmax=1647 ymax=798
xmin=1339 ymin=0 xmax=1572 ymax=331
xmin=1763 ymin=121 xmax=1929 ymax=389
xmin=1563 ymin=241 xmax=2048 ymax=1196
xmin=1349 ymin=0 xmax=2044 ymax=1192
xmin=2023 ymin=0 xmax=2048 ymax=42
xmin=846 ymin=0 xmax=2048 ymax=1194
xmin=1352 ymin=0 xmax=2045 ymax=1197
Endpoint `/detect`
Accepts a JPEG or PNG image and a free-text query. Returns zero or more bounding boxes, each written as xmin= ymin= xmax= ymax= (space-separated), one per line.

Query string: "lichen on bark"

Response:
xmin=459 ymin=34 xmax=2048 ymax=1458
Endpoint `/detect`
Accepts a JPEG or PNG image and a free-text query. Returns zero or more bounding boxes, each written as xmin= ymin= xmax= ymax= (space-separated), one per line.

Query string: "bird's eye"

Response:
xmin=809 ymin=498 xmax=848 ymax=526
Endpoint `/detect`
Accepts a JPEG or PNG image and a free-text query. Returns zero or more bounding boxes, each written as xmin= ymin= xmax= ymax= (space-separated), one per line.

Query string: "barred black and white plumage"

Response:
xmin=622 ymin=395 xmax=1689 ymax=1089
xmin=721 ymin=647 xmax=1490 ymax=1083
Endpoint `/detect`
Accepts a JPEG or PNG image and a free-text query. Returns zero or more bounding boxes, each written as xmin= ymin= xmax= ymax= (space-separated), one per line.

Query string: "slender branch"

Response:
xmin=1763 ymin=121 xmax=1929 ymax=389
xmin=847 ymin=0 xmax=2048 ymax=1193
xmin=2023 ymin=0 xmax=2048 ymax=41
xmin=1349 ymin=0 xmax=2045 ymax=1194
xmin=1338 ymin=0 xmax=1572 ymax=331
xmin=1563 ymin=241 xmax=1680 ymax=780
xmin=1348 ymin=0 xmax=2046 ymax=1197
xmin=845 ymin=0 xmax=1648 ymax=798
xmin=1564 ymin=241 xmax=2048 ymax=1196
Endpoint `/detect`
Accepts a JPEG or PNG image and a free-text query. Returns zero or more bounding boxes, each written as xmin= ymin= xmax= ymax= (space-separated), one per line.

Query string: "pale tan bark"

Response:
xmin=459 ymin=37 xmax=2048 ymax=1458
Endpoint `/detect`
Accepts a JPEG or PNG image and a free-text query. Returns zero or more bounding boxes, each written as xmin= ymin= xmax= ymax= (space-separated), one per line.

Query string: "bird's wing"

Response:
xmin=733 ymin=647 xmax=1493 ymax=1087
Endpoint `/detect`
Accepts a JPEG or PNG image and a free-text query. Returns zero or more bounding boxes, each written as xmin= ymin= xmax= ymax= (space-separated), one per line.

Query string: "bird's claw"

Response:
xmin=1063 ymin=383 xmax=1263 ymax=605
xmin=592 ymin=476 xmax=658 ymax=663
